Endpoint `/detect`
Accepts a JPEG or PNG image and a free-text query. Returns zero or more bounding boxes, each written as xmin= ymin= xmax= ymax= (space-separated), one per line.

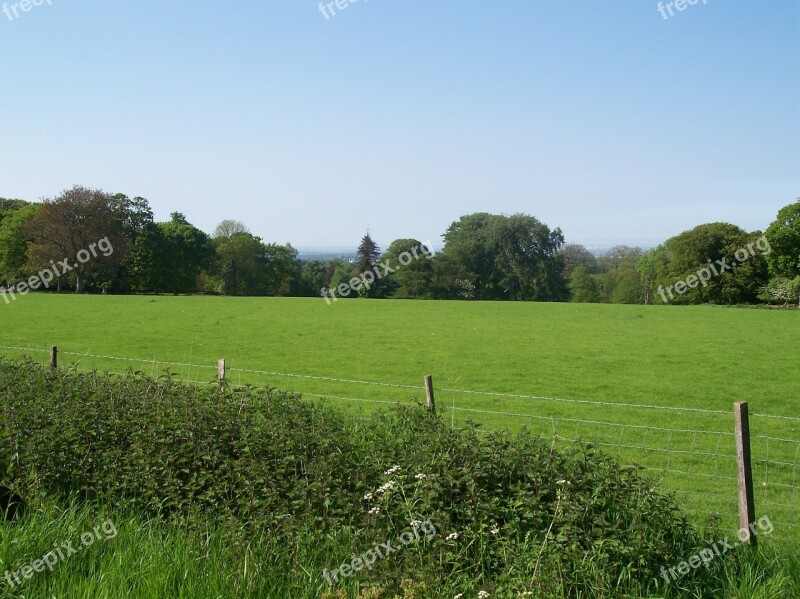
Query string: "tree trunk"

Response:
xmin=75 ymin=272 xmax=85 ymax=294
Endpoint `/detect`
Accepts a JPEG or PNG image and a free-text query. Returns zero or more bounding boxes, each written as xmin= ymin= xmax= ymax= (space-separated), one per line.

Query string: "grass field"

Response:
xmin=1 ymin=294 xmax=798 ymax=541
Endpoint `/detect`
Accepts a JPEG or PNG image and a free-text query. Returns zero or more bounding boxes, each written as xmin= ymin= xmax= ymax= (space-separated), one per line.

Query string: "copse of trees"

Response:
xmin=0 ymin=186 xmax=796 ymax=306
xmin=436 ymin=213 xmax=567 ymax=301
xmin=760 ymin=201 xmax=800 ymax=306
xmin=646 ymin=223 xmax=769 ymax=305
xmin=23 ymin=187 xmax=129 ymax=293
xmin=0 ymin=188 xmax=294 ymax=296
xmin=566 ymin=245 xmax=645 ymax=305
xmin=765 ymin=201 xmax=800 ymax=278
xmin=305 ymin=216 xmax=568 ymax=302
xmin=564 ymin=200 xmax=799 ymax=307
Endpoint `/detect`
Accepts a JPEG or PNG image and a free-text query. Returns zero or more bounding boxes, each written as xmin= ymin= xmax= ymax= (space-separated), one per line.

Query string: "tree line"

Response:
xmin=0 ymin=186 xmax=797 ymax=305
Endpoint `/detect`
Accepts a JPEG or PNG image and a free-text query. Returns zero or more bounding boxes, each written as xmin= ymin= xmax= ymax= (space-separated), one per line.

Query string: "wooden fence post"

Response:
xmin=734 ymin=401 xmax=757 ymax=545
xmin=424 ymin=375 xmax=436 ymax=414
xmin=217 ymin=359 xmax=226 ymax=393
xmin=50 ymin=346 xmax=58 ymax=371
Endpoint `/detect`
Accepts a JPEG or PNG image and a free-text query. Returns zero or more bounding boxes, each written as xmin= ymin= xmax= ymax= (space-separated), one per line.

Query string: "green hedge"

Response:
xmin=1 ymin=358 xmax=726 ymax=596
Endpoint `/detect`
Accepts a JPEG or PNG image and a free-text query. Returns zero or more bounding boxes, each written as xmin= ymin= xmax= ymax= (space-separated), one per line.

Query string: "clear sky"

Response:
xmin=1 ymin=1 xmax=797 ymax=250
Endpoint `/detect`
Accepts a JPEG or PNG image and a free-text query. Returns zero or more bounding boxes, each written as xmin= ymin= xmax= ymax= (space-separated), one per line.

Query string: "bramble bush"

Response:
xmin=1 ymin=358 xmax=732 ymax=596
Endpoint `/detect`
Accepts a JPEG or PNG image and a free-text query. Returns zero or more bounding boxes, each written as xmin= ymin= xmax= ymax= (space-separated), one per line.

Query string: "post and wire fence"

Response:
xmin=2 ymin=343 xmax=798 ymax=542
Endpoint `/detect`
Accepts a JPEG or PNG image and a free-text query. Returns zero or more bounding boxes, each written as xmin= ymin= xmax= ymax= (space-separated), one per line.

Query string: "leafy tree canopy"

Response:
xmin=442 ymin=213 xmax=567 ymax=301
xmin=651 ymin=222 xmax=768 ymax=304
xmin=23 ymin=186 xmax=128 ymax=293
xmin=765 ymin=199 xmax=800 ymax=279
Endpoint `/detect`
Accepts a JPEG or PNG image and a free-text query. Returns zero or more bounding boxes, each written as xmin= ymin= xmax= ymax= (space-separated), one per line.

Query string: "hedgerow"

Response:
xmin=0 ymin=358 xmax=731 ymax=596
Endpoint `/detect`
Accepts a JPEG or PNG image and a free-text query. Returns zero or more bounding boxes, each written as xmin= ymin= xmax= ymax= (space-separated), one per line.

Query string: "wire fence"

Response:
xmin=1 ymin=344 xmax=798 ymax=542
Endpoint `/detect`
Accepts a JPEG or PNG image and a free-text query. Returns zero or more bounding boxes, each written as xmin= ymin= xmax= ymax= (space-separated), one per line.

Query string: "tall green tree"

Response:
xmin=357 ymin=234 xmax=379 ymax=272
xmin=651 ymin=223 xmax=768 ymax=304
xmin=213 ymin=232 xmax=266 ymax=295
xmin=261 ymin=243 xmax=300 ymax=296
xmin=0 ymin=202 xmax=38 ymax=284
xmin=109 ymin=194 xmax=165 ymax=293
xmin=442 ymin=213 xmax=567 ymax=301
xmin=356 ymin=233 xmax=384 ymax=298
xmin=764 ymin=199 xmax=800 ymax=279
xmin=157 ymin=213 xmax=215 ymax=294
xmin=379 ymin=239 xmax=435 ymax=298
xmin=212 ymin=233 xmax=298 ymax=296
xmin=569 ymin=265 xmax=601 ymax=303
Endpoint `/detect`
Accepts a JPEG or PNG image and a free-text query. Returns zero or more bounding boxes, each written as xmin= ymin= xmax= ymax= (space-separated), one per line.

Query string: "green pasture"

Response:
xmin=1 ymin=294 xmax=798 ymax=540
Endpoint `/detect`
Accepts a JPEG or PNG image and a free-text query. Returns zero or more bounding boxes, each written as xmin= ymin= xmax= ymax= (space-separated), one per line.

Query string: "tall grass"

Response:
xmin=2 ymin=502 xmax=798 ymax=597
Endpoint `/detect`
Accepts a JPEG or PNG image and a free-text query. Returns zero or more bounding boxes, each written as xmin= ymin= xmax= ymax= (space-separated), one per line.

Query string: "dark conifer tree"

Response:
xmin=356 ymin=233 xmax=384 ymax=297
xmin=357 ymin=233 xmax=380 ymax=274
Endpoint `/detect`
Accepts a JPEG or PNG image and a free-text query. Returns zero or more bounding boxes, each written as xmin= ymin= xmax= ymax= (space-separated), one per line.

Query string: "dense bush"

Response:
xmin=0 ymin=359 xmax=363 ymax=530
xmin=1 ymin=358 xmax=732 ymax=596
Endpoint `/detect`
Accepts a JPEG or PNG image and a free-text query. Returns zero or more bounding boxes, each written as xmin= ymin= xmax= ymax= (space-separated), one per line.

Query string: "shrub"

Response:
xmin=1 ymin=358 xmax=725 ymax=596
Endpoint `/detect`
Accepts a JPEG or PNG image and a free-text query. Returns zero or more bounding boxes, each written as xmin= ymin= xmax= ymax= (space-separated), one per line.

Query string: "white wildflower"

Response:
xmin=490 ymin=527 xmax=500 ymax=535
xmin=363 ymin=492 xmax=374 ymax=501
xmin=377 ymin=481 xmax=397 ymax=494
xmin=478 ymin=592 xmax=490 ymax=598
xmin=385 ymin=465 xmax=401 ymax=476
xmin=368 ymin=507 xmax=381 ymax=516
xmin=446 ymin=532 xmax=459 ymax=541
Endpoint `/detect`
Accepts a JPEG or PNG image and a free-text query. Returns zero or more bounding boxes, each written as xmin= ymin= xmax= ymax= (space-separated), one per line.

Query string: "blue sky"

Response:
xmin=1 ymin=1 xmax=797 ymax=250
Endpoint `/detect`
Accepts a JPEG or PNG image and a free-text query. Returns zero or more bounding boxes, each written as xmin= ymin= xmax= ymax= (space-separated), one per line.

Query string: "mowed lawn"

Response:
xmin=1 ymin=294 xmax=798 ymax=539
